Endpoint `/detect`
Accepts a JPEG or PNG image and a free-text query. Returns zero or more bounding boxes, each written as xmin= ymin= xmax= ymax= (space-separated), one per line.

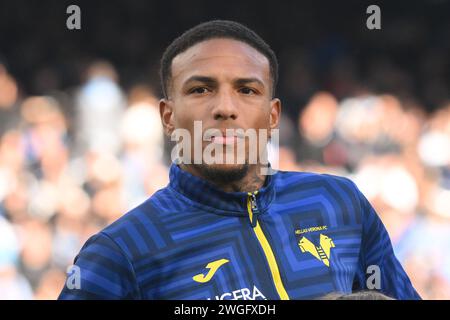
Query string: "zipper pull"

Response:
xmin=250 ymin=193 xmax=258 ymax=212
xmin=247 ymin=191 xmax=259 ymax=228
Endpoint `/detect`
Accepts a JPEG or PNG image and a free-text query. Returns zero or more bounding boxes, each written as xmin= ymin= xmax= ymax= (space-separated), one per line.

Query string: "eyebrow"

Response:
xmin=183 ymin=75 xmax=265 ymax=88
xmin=183 ymin=75 xmax=217 ymax=86
xmin=234 ymin=77 xmax=265 ymax=87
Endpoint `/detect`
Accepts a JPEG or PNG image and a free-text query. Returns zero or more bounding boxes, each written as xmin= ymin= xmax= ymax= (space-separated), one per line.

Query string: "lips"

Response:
xmin=211 ymin=136 xmax=239 ymax=145
xmin=204 ymin=129 xmax=245 ymax=145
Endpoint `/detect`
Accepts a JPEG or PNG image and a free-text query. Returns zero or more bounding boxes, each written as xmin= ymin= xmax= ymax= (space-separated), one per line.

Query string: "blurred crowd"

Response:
xmin=1 ymin=56 xmax=449 ymax=300
xmin=0 ymin=61 xmax=170 ymax=299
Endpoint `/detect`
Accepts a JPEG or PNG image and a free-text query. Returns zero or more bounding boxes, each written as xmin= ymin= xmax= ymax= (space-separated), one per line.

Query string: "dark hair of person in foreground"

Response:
xmin=319 ymin=290 xmax=395 ymax=300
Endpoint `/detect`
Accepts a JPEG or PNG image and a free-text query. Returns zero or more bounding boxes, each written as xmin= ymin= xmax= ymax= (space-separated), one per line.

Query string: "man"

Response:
xmin=59 ymin=20 xmax=420 ymax=300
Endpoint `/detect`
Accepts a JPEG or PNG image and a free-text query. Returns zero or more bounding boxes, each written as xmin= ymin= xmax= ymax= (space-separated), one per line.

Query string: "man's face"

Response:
xmin=160 ymin=38 xmax=280 ymax=181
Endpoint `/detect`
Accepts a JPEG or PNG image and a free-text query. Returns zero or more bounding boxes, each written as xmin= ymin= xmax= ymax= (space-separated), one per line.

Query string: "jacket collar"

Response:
xmin=168 ymin=163 xmax=276 ymax=216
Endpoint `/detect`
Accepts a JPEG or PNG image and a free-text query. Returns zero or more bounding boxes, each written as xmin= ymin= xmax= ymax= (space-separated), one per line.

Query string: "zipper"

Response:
xmin=247 ymin=191 xmax=290 ymax=300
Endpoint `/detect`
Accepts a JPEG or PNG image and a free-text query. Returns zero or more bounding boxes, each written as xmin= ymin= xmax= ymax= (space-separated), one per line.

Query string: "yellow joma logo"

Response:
xmin=298 ymin=234 xmax=335 ymax=267
xmin=193 ymin=258 xmax=229 ymax=283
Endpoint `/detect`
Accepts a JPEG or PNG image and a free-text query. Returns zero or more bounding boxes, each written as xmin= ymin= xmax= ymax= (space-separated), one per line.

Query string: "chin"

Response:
xmin=207 ymin=162 xmax=246 ymax=172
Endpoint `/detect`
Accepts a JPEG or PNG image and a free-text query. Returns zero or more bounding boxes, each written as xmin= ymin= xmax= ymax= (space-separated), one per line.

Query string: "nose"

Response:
xmin=212 ymin=89 xmax=238 ymax=121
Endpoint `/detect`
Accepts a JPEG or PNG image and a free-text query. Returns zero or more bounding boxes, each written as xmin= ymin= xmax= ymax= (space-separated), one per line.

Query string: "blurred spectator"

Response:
xmin=0 ymin=216 xmax=33 ymax=299
xmin=17 ymin=219 xmax=53 ymax=289
xmin=120 ymin=85 xmax=167 ymax=208
xmin=75 ymin=61 xmax=126 ymax=156
xmin=0 ymin=64 xmax=20 ymax=136
xmin=33 ymin=268 xmax=66 ymax=300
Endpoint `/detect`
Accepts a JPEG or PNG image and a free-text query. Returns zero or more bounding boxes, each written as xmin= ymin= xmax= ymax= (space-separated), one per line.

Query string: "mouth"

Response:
xmin=204 ymin=129 xmax=245 ymax=145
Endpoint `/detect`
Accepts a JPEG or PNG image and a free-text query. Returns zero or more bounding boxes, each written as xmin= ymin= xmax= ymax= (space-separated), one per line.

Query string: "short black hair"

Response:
xmin=159 ymin=20 xmax=278 ymax=99
xmin=318 ymin=290 xmax=395 ymax=300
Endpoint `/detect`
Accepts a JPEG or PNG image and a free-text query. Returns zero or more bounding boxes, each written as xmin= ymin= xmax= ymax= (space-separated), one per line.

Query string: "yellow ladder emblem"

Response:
xmin=298 ymin=234 xmax=335 ymax=267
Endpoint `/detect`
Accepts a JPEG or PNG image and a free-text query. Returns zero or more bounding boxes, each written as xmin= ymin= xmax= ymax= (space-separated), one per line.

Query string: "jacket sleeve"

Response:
xmin=58 ymin=232 xmax=140 ymax=300
xmin=352 ymin=183 xmax=421 ymax=300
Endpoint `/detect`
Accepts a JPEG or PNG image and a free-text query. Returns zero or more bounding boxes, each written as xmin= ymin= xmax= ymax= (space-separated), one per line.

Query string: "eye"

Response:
xmin=239 ymin=87 xmax=257 ymax=95
xmin=189 ymin=87 xmax=211 ymax=95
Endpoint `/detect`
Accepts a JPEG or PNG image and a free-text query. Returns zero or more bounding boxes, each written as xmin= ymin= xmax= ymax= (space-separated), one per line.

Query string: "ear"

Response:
xmin=160 ymin=98 xmax=175 ymax=137
xmin=269 ymin=98 xmax=281 ymax=131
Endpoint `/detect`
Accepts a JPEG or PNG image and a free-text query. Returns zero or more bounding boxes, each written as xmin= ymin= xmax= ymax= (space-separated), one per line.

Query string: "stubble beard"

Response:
xmin=191 ymin=162 xmax=250 ymax=186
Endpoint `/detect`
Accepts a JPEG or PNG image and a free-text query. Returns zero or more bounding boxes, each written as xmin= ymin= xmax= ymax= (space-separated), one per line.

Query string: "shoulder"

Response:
xmin=273 ymin=170 xmax=365 ymax=219
xmin=274 ymin=169 xmax=360 ymax=195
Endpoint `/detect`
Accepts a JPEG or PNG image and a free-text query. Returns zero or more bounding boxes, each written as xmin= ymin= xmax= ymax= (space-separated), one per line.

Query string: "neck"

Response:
xmin=180 ymin=163 xmax=266 ymax=193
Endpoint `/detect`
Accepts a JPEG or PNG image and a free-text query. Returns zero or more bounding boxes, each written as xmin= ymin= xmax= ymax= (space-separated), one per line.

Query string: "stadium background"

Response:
xmin=0 ymin=0 xmax=449 ymax=299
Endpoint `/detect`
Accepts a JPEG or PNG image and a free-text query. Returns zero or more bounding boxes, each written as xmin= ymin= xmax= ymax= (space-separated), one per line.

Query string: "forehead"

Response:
xmin=171 ymin=38 xmax=270 ymax=84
